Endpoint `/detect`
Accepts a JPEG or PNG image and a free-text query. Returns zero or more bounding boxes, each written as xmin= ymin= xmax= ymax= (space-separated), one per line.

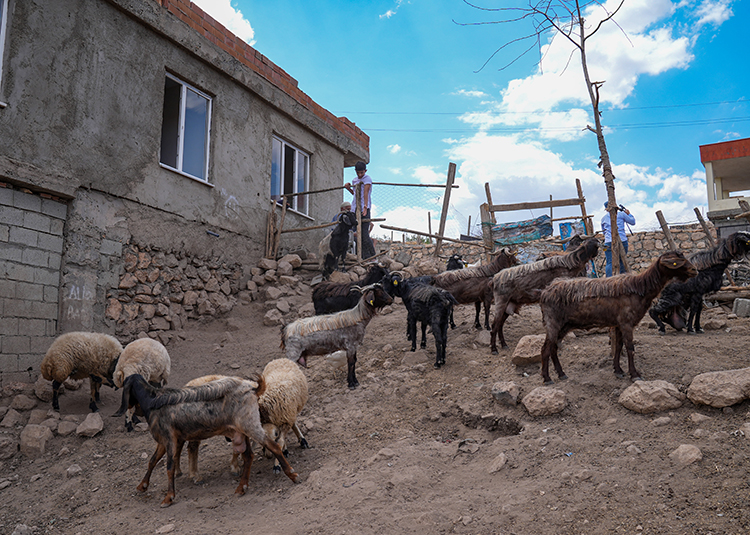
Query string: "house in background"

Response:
xmin=0 ymin=0 xmax=368 ymax=379
xmin=701 ymin=137 xmax=750 ymax=237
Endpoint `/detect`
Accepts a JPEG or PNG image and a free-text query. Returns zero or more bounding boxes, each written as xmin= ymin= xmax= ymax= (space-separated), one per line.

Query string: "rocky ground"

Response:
xmin=3 ymin=268 xmax=750 ymax=535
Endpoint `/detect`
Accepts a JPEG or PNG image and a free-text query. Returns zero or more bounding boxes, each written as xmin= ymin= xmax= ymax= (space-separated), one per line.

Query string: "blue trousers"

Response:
xmin=604 ymin=240 xmax=628 ymax=277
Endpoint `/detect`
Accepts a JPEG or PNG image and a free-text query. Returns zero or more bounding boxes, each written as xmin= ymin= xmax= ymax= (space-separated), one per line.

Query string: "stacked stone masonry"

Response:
xmin=107 ymin=244 xmax=244 ymax=345
xmin=0 ymin=185 xmax=67 ymax=375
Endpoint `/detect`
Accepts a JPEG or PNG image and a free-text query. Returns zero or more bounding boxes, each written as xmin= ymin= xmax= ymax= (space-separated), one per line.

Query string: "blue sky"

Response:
xmin=193 ymin=0 xmax=748 ymax=240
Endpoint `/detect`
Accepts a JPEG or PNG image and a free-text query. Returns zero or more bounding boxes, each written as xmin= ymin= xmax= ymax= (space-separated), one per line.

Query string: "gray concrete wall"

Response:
xmin=0 ymin=0 xmax=368 ymax=375
xmin=0 ymin=186 xmax=66 ymax=378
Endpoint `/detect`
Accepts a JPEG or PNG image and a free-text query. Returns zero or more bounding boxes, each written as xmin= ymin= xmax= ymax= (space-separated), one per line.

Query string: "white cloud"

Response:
xmin=453 ymin=89 xmax=490 ymax=98
xmin=379 ymin=0 xmax=404 ymax=19
xmin=387 ymin=144 xmax=402 ymax=154
xmin=412 ymin=165 xmax=445 ymax=185
xmin=694 ymin=0 xmax=733 ymax=27
xmin=192 ymin=0 xmax=255 ymax=45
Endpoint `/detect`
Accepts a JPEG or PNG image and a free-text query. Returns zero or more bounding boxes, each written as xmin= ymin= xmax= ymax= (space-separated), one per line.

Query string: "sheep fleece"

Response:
xmin=41 ymin=332 xmax=123 ymax=382
xmin=114 ymin=338 xmax=171 ymax=388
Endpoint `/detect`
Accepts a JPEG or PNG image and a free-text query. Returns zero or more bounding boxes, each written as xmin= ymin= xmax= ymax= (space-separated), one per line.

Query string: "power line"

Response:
xmin=333 ymin=98 xmax=749 ymax=117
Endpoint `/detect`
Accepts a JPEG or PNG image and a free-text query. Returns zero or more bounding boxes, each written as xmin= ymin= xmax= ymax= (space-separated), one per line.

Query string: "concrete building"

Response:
xmin=701 ymin=137 xmax=750 ymax=237
xmin=0 ymin=0 xmax=368 ymax=378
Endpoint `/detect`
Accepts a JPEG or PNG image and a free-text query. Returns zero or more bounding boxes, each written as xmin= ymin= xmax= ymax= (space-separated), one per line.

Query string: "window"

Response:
xmin=271 ymin=136 xmax=310 ymax=215
xmin=160 ymin=74 xmax=212 ymax=182
xmin=0 ymin=0 xmax=9 ymax=91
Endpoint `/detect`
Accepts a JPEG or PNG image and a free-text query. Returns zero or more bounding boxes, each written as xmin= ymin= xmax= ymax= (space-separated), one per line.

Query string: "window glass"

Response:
xmin=0 ymin=0 xmax=9 ymax=90
xmin=270 ymin=136 xmax=310 ymax=215
xmin=159 ymin=74 xmax=211 ymax=182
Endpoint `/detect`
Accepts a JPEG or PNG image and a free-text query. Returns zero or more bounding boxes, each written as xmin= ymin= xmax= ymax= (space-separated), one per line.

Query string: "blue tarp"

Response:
xmin=491 ymin=214 xmax=553 ymax=246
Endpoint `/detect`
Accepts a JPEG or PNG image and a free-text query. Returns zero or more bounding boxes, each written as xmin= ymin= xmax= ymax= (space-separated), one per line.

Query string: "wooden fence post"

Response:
xmin=434 ymin=162 xmax=456 ymax=256
xmin=695 ymin=207 xmax=735 ymax=286
xmin=480 ymin=202 xmax=494 ymax=262
xmin=656 ymin=210 xmax=677 ymax=251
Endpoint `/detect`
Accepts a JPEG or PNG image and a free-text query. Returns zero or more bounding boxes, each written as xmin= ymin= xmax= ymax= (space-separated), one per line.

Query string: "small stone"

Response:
xmin=66 ymin=464 xmax=83 ymax=478
xmin=76 ymin=412 xmax=104 ymax=437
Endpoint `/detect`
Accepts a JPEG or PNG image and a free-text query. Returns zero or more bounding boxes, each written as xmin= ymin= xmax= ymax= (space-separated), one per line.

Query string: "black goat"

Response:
xmin=319 ymin=211 xmax=358 ymax=279
xmin=381 ymin=272 xmax=435 ymax=341
xmin=312 ymin=264 xmax=390 ymax=314
xmin=649 ymin=231 xmax=750 ymax=333
xmin=405 ymin=285 xmax=457 ymax=368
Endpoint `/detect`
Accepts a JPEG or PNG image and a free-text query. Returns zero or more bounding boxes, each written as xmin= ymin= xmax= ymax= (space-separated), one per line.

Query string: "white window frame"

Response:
xmin=271 ymin=136 xmax=311 ymax=216
xmin=159 ymin=73 xmax=212 ymax=184
xmin=0 ymin=0 xmax=9 ymax=98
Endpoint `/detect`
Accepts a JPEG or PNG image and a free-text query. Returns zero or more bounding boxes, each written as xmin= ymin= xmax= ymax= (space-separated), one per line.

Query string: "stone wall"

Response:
xmin=106 ymin=243 xmax=245 ymax=345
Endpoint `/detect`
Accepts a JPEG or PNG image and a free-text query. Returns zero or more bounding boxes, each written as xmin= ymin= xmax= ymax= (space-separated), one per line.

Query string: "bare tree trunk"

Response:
xmin=577 ymin=7 xmax=628 ymax=274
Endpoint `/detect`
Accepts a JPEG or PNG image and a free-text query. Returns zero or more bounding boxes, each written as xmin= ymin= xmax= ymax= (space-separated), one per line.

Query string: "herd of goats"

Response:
xmin=35 ymin=229 xmax=750 ymax=506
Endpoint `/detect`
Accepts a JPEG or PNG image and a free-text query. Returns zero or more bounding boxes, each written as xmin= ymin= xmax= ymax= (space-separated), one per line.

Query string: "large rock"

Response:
xmin=11 ymin=395 xmax=37 ymax=411
xmin=0 ymin=434 xmax=18 ymax=459
xmin=733 ymin=298 xmax=750 ymax=317
xmin=263 ymin=309 xmax=284 ymax=326
xmin=669 ymin=444 xmax=702 ymax=466
xmin=511 ymin=334 xmax=545 ymax=365
xmin=277 ymin=261 xmax=294 ymax=277
xmin=491 ymin=382 xmax=520 ymax=406
xmin=264 ymin=286 xmax=283 ymax=301
xmin=258 ymin=258 xmax=278 ymax=271
xmin=76 ymin=412 xmax=104 ymax=437
xmin=618 ymin=380 xmax=686 ymax=414
xmin=20 ymin=424 xmax=54 ymax=457
xmin=34 ymin=377 xmax=55 ymax=403
xmin=1 ymin=409 xmax=22 ymax=428
xmin=687 ymin=367 xmax=750 ymax=408
xmin=329 ymin=271 xmax=351 ymax=283
xmin=280 ymin=254 xmax=302 ymax=268
xmin=522 ymin=387 xmax=567 ymax=416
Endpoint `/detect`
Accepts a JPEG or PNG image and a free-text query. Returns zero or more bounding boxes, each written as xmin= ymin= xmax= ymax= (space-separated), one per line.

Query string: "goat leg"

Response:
xmin=261 ymin=435 xmax=299 ymax=484
xmin=235 ymin=437 xmax=254 ymax=496
xmin=648 ymin=308 xmax=667 ymax=334
xmin=347 ymin=349 xmax=359 ymax=389
xmin=187 ymin=440 xmax=203 ymax=483
xmin=161 ymin=443 xmax=179 ymax=507
xmin=473 ymin=302 xmax=482 ymax=330
xmin=622 ymin=327 xmax=642 ymax=381
xmin=540 ymin=336 xmax=556 ymax=385
xmin=138 ymin=442 xmax=166 ymax=493
xmin=420 ymin=322 xmax=427 ymax=349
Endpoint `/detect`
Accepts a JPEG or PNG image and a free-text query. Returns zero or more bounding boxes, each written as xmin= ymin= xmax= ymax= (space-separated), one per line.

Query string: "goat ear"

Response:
xmin=662 ymin=255 xmax=686 ymax=269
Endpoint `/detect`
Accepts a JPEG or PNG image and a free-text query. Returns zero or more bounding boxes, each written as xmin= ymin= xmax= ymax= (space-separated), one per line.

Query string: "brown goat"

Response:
xmin=113 ymin=374 xmax=298 ymax=507
xmin=431 ymin=248 xmax=518 ymax=330
xmin=538 ymin=251 xmax=697 ymax=385
xmin=490 ymin=237 xmax=599 ymax=353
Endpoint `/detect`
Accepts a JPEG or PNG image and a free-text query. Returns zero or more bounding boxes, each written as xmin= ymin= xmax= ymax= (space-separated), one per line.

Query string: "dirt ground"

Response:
xmin=3 ymin=276 xmax=750 ymax=535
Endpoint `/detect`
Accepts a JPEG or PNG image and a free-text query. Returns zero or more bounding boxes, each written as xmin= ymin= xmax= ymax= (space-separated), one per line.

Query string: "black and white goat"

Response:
xmin=312 ymin=264 xmax=389 ymax=314
xmin=319 ymin=211 xmax=358 ymax=279
xmin=113 ymin=374 xmax=298 ymax=507
xmin=446 ymin=253 xmax=466 ymax=271
xmin=649 ymin=231 xmax=750 ymax=333
xmin=282 ymin=283 xmax=393 ymax=389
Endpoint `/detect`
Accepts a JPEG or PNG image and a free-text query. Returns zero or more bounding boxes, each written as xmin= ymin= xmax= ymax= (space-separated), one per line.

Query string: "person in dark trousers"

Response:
xmin=344 ymin=161 xmax=376 ymax=259
xmin=601 ymin=201 xmax=636 ymax=277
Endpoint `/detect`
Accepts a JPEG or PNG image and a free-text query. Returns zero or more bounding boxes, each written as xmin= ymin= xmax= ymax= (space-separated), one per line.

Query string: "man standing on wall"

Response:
xmin=345 ymin=161 xmax=376 ymax=259
xmin=601 ymin=201 xmax=636 ymax=277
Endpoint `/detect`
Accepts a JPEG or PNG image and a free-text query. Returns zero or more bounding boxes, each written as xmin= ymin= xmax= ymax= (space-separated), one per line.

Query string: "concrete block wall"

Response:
xmin=0 ymin=184 xmax=67 ymax=379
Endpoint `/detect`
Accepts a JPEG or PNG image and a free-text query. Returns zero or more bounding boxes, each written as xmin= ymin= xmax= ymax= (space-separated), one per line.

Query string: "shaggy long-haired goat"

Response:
xmin=282 ymin=283 xmax=393 ymax=389
xmin=538 ymin=251 xmax=697 ymax=385
xmin=431 ymin=248 xmax=518 ymax=331
xmin=490 ymin=237 xmax=599 ymax=353
xmin=649 ymin=231 xmax=750 ymax=333
xmin=113 ymin=374 xmax=298 ymax=507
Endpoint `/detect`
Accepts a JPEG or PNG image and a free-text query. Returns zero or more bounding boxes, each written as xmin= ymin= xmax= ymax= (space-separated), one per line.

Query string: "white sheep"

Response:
xmin=257 ymin=358 xmax=309 ymax=472
xmin=113 ymin=338 xmax=171 ymax=430
xmin=40 ymin=331 xmax=123 ymax=413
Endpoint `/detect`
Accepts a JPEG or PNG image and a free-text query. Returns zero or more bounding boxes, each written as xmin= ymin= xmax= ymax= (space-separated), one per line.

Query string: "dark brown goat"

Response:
xmin=538 ymin=251 xmax=697 ymax=385
xmin=490 ymin=237 xmax=599 ymax=353
xmin=431 ymin=248 xmax=518 ymax=331
xmin=113 ymin=374 xmax=298 ymax=507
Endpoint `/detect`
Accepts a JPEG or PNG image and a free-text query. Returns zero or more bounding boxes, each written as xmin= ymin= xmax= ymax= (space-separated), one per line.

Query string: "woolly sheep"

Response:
xmin=257 ymin=358 xmax=310 ymax=472
xmin=113 ymin=338 xmax=171 ymax=430
xmin=40 ymin=331 xmax=123 ymax=413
